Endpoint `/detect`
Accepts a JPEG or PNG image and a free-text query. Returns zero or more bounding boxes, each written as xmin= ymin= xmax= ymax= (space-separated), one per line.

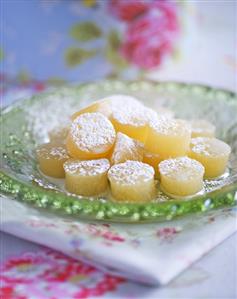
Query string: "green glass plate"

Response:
xmin=1 ymin=81 xmax=237 ymax=222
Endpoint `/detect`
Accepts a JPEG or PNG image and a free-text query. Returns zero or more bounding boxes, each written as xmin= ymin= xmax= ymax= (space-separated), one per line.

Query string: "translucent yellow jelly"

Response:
xmin=111 ymin=132 xmax=144 ymax=165
xmin=109 ymin=103 xmax=148 ymax=143
xmin=36 ymin=143 xmax=70 ymax=178
xmin=159 ymin=157 xmax=205 ymax=196
xmin=108 ymin=161 xmax=156 ymax=202
xmin=71 ymin=94 xmax=142 ymax=120
xmin=71 ymin=99 xmax=111 ymax=120
xmin=66 ymin=112 xmax=116 ymax=159
xmin=64 ymin=159 xmax=110 ymax=196
xmin=145 ymin=118 xmax=191 ymax=158
xmin=143 ymin=150 xmax=163 ymax=178
xmin=189 ymin=137 xmax=231 ymax=178
xmin=191 ymin=120 xmax=215 ymax=138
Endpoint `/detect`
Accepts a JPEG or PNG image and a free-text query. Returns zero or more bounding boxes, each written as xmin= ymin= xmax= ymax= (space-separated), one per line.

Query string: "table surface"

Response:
xmin=1 ymin=1 xmax=237 ymax=298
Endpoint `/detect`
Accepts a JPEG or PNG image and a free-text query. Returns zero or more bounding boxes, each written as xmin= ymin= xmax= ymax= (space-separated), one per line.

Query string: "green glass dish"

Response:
xmin=1 ymin=81 xmax=237 ymax=222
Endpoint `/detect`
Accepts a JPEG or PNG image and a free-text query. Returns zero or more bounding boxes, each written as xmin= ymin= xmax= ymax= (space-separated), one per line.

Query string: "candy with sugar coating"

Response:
xmin=145 ymin=118 xmax=191 ymax=158
xmin=66 ymin=112 xmax=116 ymax=159
xmin=109 ymin=105 xmax=155 ymax=143
xmin=159 ymin=157 xmax=204 ymax=196
xmin=71 ymin=95 xmax=142 ymax=121
xmin=191 ymin=120 xmax=215 ymax=138
xmin=108 ymin=161 xmax=156 ymax=202
xmin=71 ymin=99 xmax=111 ymax=120
xmin=143 ymin=150 xmax=163 ymax=178
xmin=111 ymin=132 xmax=144 ymax=165
xmin=189 ymin=137 xmax=231 ymax=178
xmin=36 ymin=143 xmax=70 ymax=178
xmin=64 ymin=158 xmax=110 ymax=196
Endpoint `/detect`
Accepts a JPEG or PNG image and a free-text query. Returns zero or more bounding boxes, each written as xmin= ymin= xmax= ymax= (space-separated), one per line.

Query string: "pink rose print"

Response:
xmin=121 ymin=1 xmax=179 ymax=69
xmin=156 ymin=226 xmax=182 ymax=243
xmin=108 ymin=0 xmax=149 ymax=22
xmin=0 ymin=249 xmax=125 ymax=299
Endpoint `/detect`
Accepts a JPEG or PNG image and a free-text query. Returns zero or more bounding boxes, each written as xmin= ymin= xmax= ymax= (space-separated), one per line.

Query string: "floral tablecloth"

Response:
xmin=1 ymin=0 xmax=237 ymax=298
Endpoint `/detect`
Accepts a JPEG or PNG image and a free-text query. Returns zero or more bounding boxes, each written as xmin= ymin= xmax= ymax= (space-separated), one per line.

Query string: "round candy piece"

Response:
xmin=145 ymin=118 xmax=191 ymax=158
xmin=159 ymin=157 xmax=205 ymax=196
xmin=191 ymin=120 xmax=215 ymax=138
xmin=36 ymin=143 xmax=70 ymax=178
xmin=108 ymin=161 xmax=156 ymax=202
xmin=111 ymin=132 xmax=144 ymax=165
xmin=143 ymin=150 xmax=163 ymax=178
xmin=64 ymin=158 xmax=110 ymax=196
xmin=66 ymin=112 xmax=116 ymax=159
xmin=71 ymin=99 xmax=111 ymax=120
xmin=109 ymin=104 xmax=148 ymax=143
xmin=189 ymin=137 xmax=231 ymax=178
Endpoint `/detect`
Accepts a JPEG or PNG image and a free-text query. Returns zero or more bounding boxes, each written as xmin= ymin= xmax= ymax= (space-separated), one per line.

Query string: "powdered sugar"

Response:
xmin=150 ymin=118 xmax=191 ymax=136
xmin=64 ymin=159 xmax=110 ymax=176
xmin=190 ymin=137 xmax=231 ymax=157
xmin=108 ymin=160 xmax=154 ymax=185
xmin=36 ymin=144 xmax=70 ymax=160
xmin=159 ymin=157 xmax=204 ymax=180
xmin=70 ymin=112 xmax=116 ymax=153
xmin=111 ymin=132 xmax=144 ymax=165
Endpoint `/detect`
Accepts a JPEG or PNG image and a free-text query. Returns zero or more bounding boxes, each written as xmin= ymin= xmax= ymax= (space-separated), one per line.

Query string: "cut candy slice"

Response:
xmin=189 ymin=137 xmax=231 ymax=178
xmin=66 ymin=112 xmax=116 ymax=159
xmin=143 ymin=150 xmax=163 ymax=178
xmin=64 ymin=158 xmax=110 ymax=196
xmin=36 ymin=143 xmax=70 ymax=178
xmin=111 ymin=132 xmax=144 ymax=165
xmin=145 ymin=117 xmax=191 ymax=158
xmin=71 ymin=99 xmax=111 ymax=120
xmin=159 ymin=157 xmax=204 ymax=196
xmin=108 ymin=160 xmax=156 ymax=202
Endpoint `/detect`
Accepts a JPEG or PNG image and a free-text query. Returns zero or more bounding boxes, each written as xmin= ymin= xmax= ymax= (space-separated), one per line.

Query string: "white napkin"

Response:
xmin=1 ymin=195 xmax=237 ymax=285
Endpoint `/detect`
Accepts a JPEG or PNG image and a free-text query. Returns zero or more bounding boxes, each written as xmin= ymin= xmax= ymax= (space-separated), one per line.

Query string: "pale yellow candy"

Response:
xmin=111 ymin=132 xmax=144 ymax=165
xmin=189 ymin=137 xmax=231 ymax=178
xmin=64 ymin=159 xmax=110 ymax=196
xmin=191 ymin=120 xmax=215 ymax=138
xmin=108 ymin=161 xmax=156 ymax=202
xmin=143 ymin=150 xmax=163 ymax=178
xmin=36 ymin=143 xmax=70 ymax=178
xmin=71 ymin=95 xmax=143 ymax=120
xmin=145 ymin=118 xmax=191 ymax=158
xmin=159 ymin=157 xmax=204 ymax=196
xmin=49 ymin=126 xmax=69 ymax=144
xmin=66 ymin=112 xmax=116 ymax=159
xmin=109 ymin=100 xmax=148 ymax=142
xmin=71 ymin=99 xmax=111 ymax=120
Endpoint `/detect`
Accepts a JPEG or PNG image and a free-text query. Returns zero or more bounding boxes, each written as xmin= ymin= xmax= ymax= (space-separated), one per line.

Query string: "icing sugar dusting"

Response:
xmin=64 ymin=159 xmax=110 ymax=176
xmin=111 ymin=132 xmax=144 ymax=165
xmin=36 ymin=144 xmax=69 ymax=160
xmin=108 ymin=160 xmax=154 ymax=185
xmin=190 ymin=137 xmax=231 ymax=157
xmin=159 ymin=157 xmax=204 ymax=180
xmin=150 ymin=118 xmax=191 ymax=136
xmin=25 ymin=91 xmax=76 ymax=142
xmin=70 ymin=112 xmax=116 ymax=153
